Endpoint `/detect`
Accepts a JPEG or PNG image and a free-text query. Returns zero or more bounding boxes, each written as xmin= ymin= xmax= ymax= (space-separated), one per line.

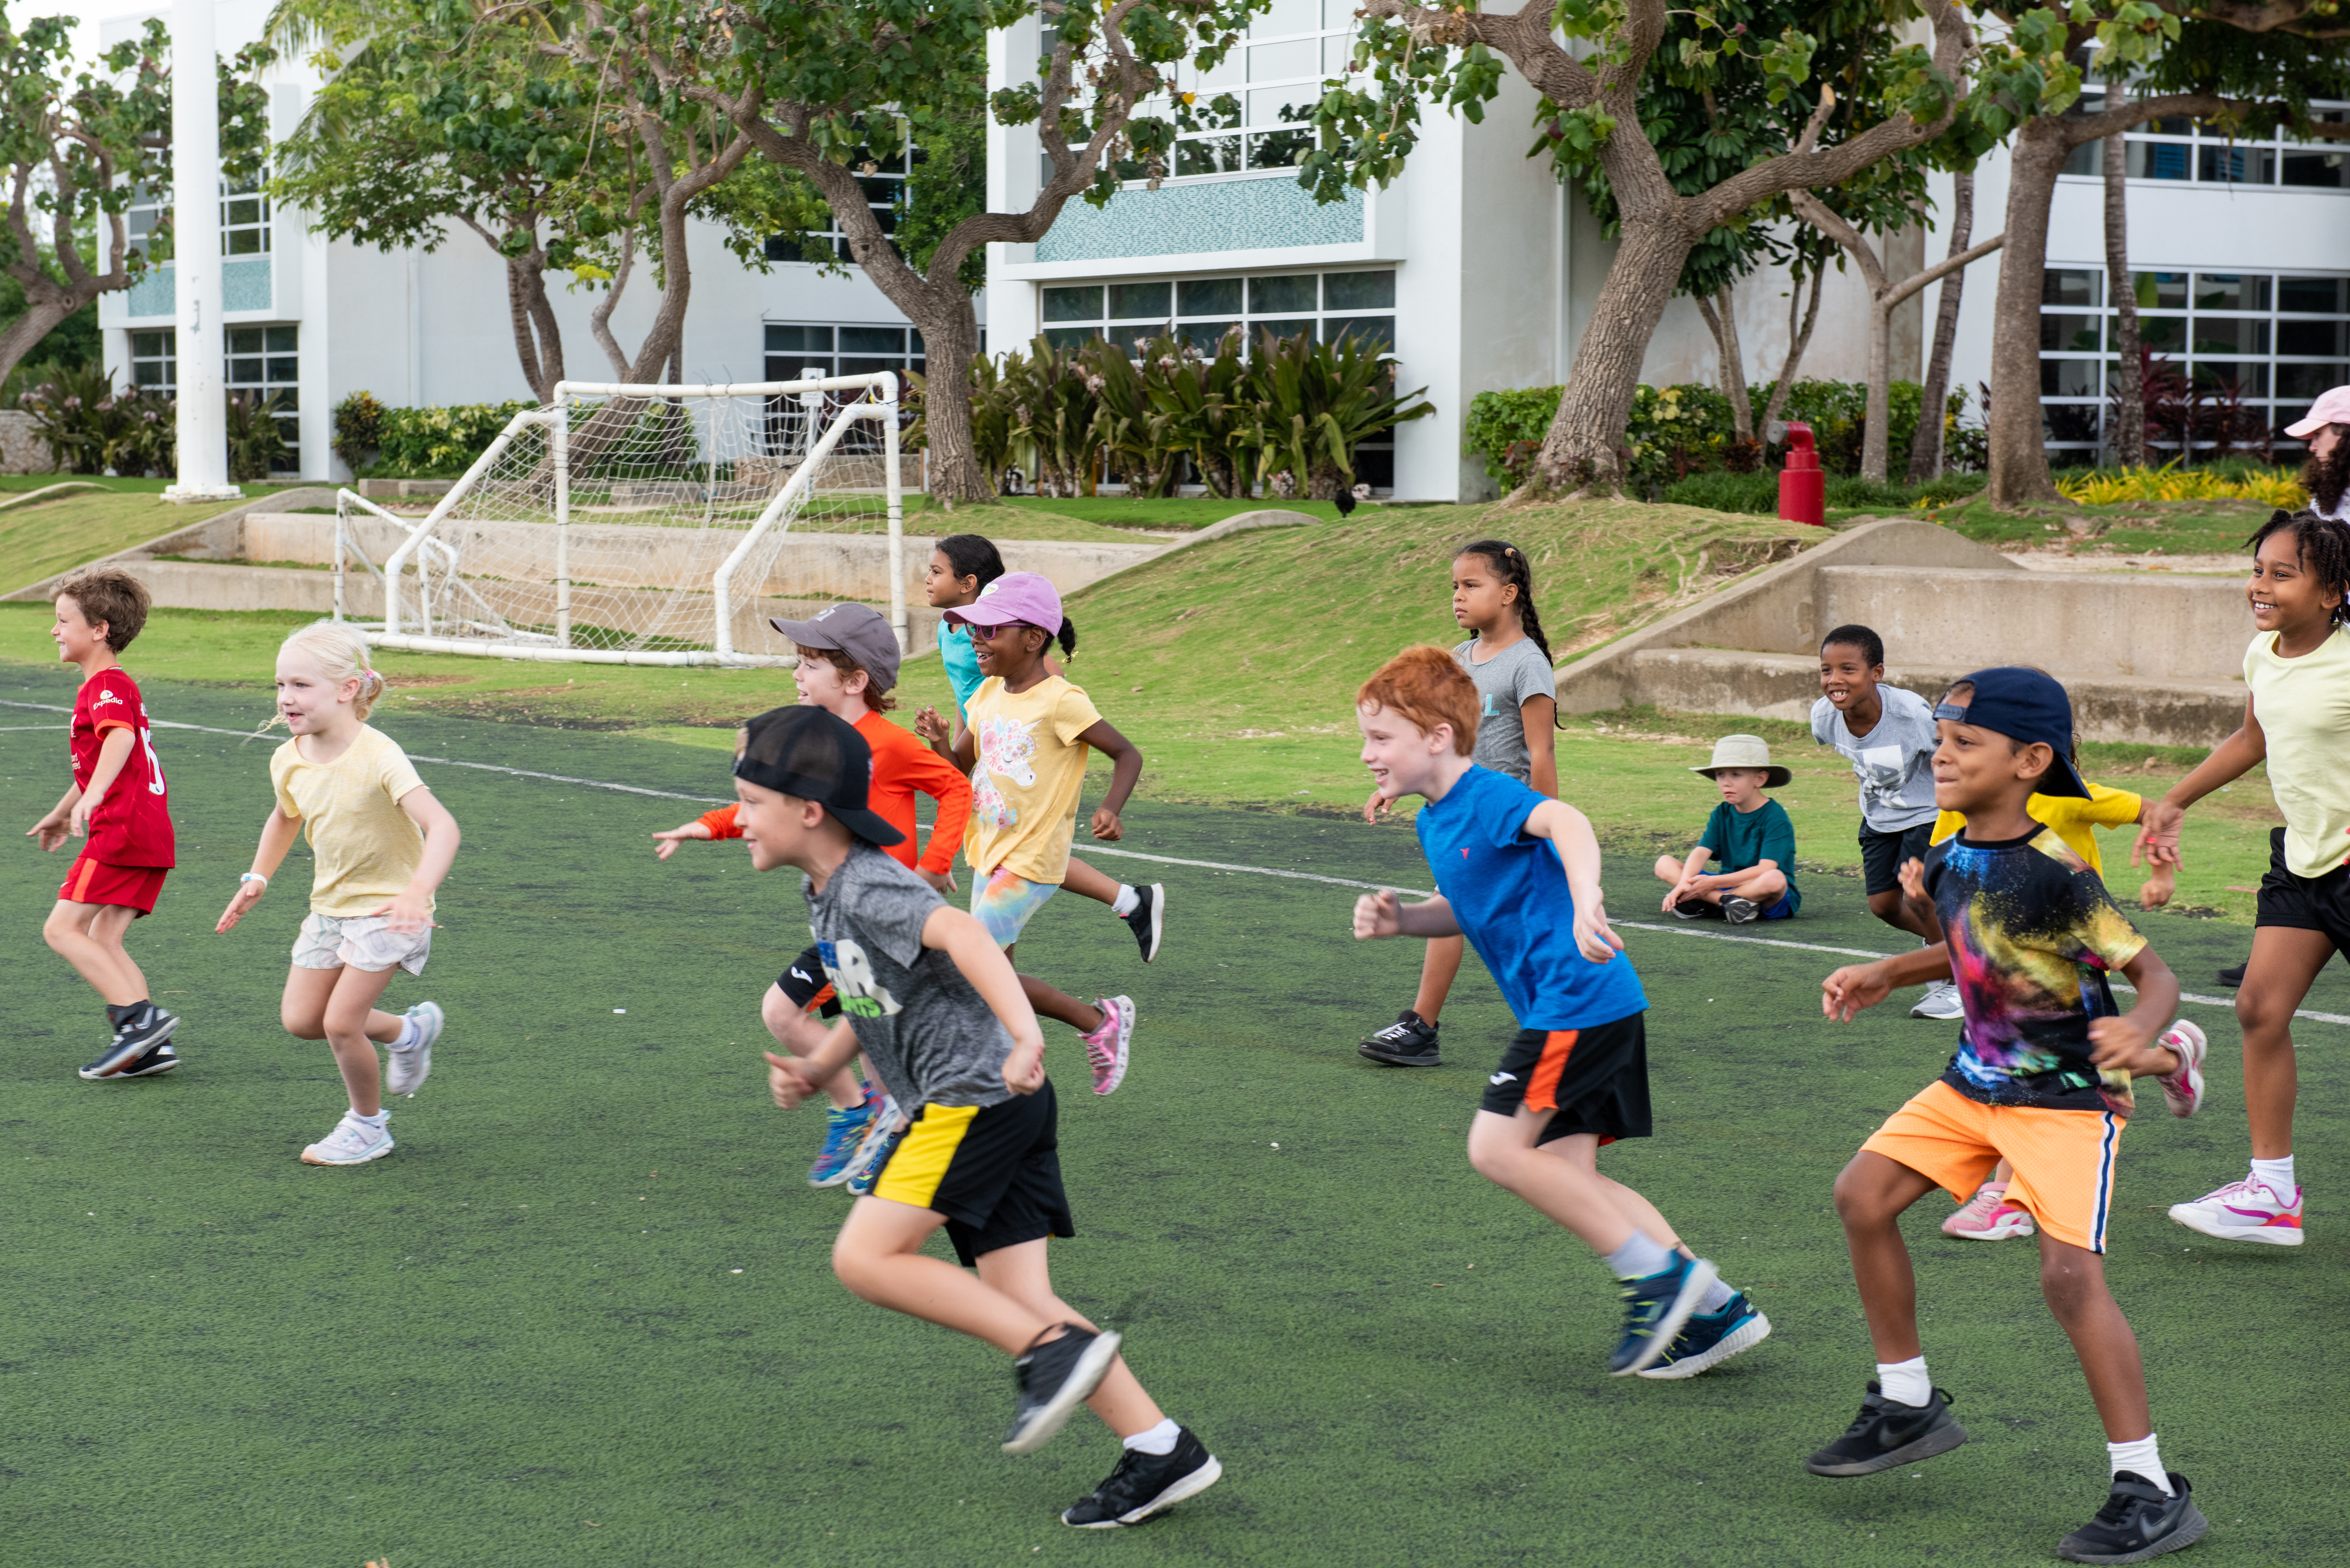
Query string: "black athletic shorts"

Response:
xmin=1479 ymin=1011 xmax=1652 ymax=1145
xmin=1859 ymin=821 xmax=1935 ymax=897
xmin=776 ymin=944 xmax=841 ymax=1019
xmin=869 ymin=1081 xmax=1075 ymax=1266
xmin=2256 ymin=827 xmax=2350 ymax=950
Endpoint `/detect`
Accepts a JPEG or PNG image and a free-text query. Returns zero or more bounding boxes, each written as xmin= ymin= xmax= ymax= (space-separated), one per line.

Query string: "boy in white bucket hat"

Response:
xmin=1655 ymin=734 xmax=1801 ymax=924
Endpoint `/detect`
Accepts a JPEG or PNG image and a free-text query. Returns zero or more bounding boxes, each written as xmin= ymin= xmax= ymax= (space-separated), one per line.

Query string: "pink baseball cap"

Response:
xmin=2285 ymin=386 xmax=2350 ymax=438
xmin=943 ymin=570 xmax=1063 ymax=635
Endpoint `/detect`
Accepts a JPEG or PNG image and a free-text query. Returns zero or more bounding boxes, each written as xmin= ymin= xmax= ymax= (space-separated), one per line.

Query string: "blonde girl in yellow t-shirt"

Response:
xmin=914 ymin=572 xmax=1146 ymax=1096
xmin=216 ymin=623 xmax=461 ymax=1166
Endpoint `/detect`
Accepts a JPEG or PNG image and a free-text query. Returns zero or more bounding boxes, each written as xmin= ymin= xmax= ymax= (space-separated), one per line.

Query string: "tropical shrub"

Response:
xmin=332 ymin=390 xmax=387 ymax=473
xmin=334 ymin=398 xmax=534 ymax=478
xmin=20 ymin=364 xmax=175 ymax=477
xmin=226 ymin=391 xmax=294 ymax=481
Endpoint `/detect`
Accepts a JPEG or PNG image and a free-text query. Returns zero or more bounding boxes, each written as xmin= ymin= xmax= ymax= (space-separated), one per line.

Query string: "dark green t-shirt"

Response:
xmin=1699 ymin=797 xmax=1800 ymax=914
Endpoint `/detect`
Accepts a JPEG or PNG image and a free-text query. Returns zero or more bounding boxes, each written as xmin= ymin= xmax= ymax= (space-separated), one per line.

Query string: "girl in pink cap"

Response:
xmin=915 ymin=571 xmax=1146 ymax=1095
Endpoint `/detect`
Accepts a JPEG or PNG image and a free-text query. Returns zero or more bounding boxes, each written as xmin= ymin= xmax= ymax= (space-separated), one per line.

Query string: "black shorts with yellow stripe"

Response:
xmin=1479 ymin=1011 xmax=1652 ymax=1145
xmin=870 ymin=1080 xmax=1075 ymax=1266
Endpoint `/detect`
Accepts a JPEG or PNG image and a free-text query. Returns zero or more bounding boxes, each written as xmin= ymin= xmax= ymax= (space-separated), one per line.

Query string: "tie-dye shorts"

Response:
xmin=970 ymin=864 xmax=1059 ymax=946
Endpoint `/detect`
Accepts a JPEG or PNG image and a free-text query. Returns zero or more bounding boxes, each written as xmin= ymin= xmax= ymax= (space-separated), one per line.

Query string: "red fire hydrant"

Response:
xmin=1776 ymin=420 xmax=1824 ymax=527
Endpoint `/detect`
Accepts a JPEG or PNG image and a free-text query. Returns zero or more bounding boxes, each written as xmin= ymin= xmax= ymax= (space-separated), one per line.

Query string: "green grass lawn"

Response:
xmin=2 ymin=667 xmax=2342 ymax=1565
xmin=1912 ymin=496 xmax=2275 ymax=563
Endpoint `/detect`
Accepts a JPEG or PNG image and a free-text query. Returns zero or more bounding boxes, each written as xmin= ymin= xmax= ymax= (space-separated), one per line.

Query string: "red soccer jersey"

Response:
xmin=69 ymin=666 xmax=175 ymax=868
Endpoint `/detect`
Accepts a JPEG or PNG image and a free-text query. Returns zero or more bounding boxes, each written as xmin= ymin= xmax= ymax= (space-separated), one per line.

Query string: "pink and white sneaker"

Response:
xmin=1941 ymin=1181 xmax=2035 ymax=1240
xmin=2167 ymin=1178 xmax=2304 ymax=1246
xmin=1083 ymin=996 xmax=1134 ymax=1095
xmin=2155 ymin=1020 xmax=2207 ymax=1118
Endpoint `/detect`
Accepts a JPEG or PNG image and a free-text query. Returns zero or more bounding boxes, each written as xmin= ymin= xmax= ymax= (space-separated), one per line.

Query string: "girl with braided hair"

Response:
xmin=1359 ymin=540 xmax=1561 ymax=1067
xmin=2140 ymin=508 xmax=2350 ymax=1247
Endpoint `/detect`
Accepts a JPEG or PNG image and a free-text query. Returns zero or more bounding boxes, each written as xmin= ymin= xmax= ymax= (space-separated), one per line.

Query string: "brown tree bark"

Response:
xmin=0 ymin=149 xmax=139 ymax=392
xmin=2103 ymin=72 xmax=2146 ymax=469
xmin=459 ymin=213 xmax=567 ymax=403
xmin=1693 ymin=286 xmax=1754 ymax=442
xmin=1762 ymin=263 xmax=1825 ymax=435
xmin=1906 ymin=171 xmax=1973 ymax=483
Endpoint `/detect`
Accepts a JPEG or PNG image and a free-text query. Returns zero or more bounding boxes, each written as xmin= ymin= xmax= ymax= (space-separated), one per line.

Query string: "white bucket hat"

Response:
xmin=1692 ymin=733 xmax=1791 ymax=788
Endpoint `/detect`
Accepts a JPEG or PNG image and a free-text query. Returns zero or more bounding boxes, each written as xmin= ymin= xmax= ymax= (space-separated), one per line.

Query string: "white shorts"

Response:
xmin=292 ymin=911 xmax=432 ymax=975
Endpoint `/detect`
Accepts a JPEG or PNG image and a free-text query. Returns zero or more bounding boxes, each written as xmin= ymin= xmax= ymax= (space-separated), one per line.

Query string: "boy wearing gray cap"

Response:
xmin=1656 ymin=735 xmax=1801 ymax=923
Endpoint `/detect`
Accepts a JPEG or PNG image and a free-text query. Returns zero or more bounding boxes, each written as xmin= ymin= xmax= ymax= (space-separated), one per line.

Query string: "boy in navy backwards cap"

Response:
xmin=1812 ymin=669 xmax=2208 ymax=1564
xmin=740 ymin=705 xmax=1219 ymax=1529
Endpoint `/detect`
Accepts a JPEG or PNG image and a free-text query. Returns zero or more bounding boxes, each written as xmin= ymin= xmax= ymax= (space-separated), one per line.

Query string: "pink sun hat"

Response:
xmin=942 ymin=570 xmax=1063 ymax=635
xmin=2285 ymin=386 xmax=2350 ymax=438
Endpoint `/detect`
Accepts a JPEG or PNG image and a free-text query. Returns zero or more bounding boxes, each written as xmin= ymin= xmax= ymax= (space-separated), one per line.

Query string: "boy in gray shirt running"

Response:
xmin=743 ymin=705 xmax=1220 ymax=1529
xmin=1810 ymin=624 xmax=1958 ymax=1020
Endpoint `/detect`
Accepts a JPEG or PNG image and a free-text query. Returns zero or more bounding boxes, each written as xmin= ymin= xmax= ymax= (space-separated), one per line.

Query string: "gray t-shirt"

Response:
xmin=1811 ymin=685 xmax=1940 ymax=831
xmin=1453 ymin=636 xmax=1555 ymax=782
xmin=804 ymin=842 xmax=1014 ymax=1110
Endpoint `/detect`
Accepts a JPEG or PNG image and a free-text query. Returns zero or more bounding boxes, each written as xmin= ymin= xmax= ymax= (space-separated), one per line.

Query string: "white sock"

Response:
xmin=2108 ymin=1434 xmax=2173 ymax=1493
xmin=1605 ymin=1230 xmax=1673 ymax=1281
xmin=2250 ymin=1155 xmax=2296 ymax=1199
xmin=352 ymin=1107 xmax=389 ymax=1127
xmin=1697 ymin=1275 xmax=1737 ymax=1313
xmin=1123 ymin=1417 xmax=1180 ymax=1456
xmin=390 ymin=1013 xmax=422 ymax=1050
xmin=1110 ymin=884 xmax=1140 ymax=918
xmin=1876 ymin=1356 xmax=1931 ymax=1408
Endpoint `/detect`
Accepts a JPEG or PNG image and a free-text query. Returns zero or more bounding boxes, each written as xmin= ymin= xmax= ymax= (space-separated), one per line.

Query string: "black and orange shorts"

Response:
xmin=1480 ymin=1011 xmax=1652 ymax=1145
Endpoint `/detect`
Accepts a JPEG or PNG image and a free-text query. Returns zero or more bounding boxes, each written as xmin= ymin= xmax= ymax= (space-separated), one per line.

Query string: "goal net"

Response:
xmin=333 ymin=374 xmax=907 ymax=666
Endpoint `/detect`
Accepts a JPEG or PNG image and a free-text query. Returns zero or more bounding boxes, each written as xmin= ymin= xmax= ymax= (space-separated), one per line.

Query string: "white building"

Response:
xmin=985 ymin=3 xmax=2350 ymax=499
xmin=89 ymin=0 xmax=952 ymax=484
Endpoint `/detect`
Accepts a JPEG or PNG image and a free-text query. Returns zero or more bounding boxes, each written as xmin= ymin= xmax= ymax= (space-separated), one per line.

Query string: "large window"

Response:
xmin=763 ymin=126 xmax=909 ymax=266
xmin=1039 ymin=267 xmax=1396 ymax=354
xmin=130 ymin=325 xmax=300 ymax=461
xmin=764 ymin=323 xmax=925 ymax=381
xmin=2061 ymin=92 xmax=2350 ymax=188
xmin=129 ymin=329 xmax=174 ymax=392
xmin=2038 ymin=268 xmax=2350 ymax=461
xmin=125 ymin=180 xmax=273 ymax=260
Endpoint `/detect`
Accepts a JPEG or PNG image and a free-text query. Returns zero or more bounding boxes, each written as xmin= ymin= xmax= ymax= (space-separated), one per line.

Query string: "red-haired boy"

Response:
xmin=1350 ymin=645 xmax=1765 ymax=1378
xmin=27 ymin=568 xmax=181 ymax=1079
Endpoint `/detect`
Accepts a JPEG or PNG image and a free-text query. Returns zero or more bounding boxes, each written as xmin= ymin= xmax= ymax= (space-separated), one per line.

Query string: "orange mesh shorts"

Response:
xmin=1862 ymin=1078 xmax=2124 ymax=1253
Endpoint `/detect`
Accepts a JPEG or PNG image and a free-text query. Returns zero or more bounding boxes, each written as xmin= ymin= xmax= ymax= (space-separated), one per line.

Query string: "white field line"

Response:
xmin=9 ymin=697 xmax=2333 ymax=1027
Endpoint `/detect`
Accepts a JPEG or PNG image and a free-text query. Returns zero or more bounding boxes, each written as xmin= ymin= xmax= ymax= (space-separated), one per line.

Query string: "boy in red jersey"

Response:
xmin=27 ymin=569 xmax=181 ymax=1079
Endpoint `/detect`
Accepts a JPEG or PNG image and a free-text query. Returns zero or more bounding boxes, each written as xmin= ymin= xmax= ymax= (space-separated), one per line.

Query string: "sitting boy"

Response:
xmin=1656 ymin=734 xmax=1800 ymax=923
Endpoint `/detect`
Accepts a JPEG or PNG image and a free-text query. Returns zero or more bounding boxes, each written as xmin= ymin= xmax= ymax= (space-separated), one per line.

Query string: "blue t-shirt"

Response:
xmin=1414 ymin=765 xmax=1647 ymax=1029
xmin=940 ymin=623 xmax=983 ymax=716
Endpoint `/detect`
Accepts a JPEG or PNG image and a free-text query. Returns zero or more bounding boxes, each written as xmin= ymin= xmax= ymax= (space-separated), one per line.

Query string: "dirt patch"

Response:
xmin=383 ymin=674 xmax=479 ymax=688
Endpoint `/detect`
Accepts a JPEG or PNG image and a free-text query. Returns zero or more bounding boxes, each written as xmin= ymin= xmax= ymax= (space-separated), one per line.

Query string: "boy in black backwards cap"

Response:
xmin=738 ymin=705 xmax=1220 ymax=1528
xmin=1812 ymin=669 xmax=2208 ymax=1564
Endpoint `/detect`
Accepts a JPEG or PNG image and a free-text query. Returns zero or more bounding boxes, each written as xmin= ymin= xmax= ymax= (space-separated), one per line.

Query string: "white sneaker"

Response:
xmin=301 ymin=1111 xmax=395 ymax=1166
xmin=385 ymin=1001 xmax=443 ymax=1097
xmin=2155 ymin=1020 xmax=2207 ymax=1118
xmin=2167 ymin=1177 xmax=2303 ymax=1245
xmin=1909 ymin=980 xmax=1964 ymax=1020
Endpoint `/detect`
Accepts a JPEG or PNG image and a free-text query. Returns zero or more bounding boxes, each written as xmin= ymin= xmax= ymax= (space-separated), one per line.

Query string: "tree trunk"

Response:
xmin=1537 ymin=214 xmax=1693 ymax=490
xmin=504 ymin=253 xmax=566 ymax=403
xmin=2103 ymin=74 xmax=2145 ymax=469
xmin=1694 ymin=288 xmax=1755 ymax=441
xmin=0 ymin=292 xmax=76 ymax=395
xmin=1984 ymin=116 xmax=2072 ymax=507
xmin=1763 ymin=264 xmax=1825 ymax=434
xmin=1906 ymin=172 xmax=1973 ymax=483
xmin=1862 ymin=296 xmax=1894 ymax=484
xmin=916 ymin=308 xmax=989 ymax=506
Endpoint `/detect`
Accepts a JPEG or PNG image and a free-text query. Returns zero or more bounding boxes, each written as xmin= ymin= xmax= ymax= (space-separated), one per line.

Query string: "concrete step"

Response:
xmin=1623 ymin=646 xmax=2243 ymax=748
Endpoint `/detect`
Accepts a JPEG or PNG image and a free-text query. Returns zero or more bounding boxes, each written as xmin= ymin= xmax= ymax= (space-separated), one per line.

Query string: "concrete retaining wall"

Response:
xmin=0 ymin=410 xmax=56 ymax=475
xmin=1812 ymin=566 xmax=2248 ymax=682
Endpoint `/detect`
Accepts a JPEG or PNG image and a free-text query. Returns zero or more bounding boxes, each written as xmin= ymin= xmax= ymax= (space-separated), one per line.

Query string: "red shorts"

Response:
xmin=58 ymin=857 xmax=168 ymax=915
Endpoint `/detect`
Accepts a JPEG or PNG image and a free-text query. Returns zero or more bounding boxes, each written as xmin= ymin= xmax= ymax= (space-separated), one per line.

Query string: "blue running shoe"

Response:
xmin=1609 ymin=1253 xmax=1717 ymax=1376
xmin=1636 ymin=1291 xmax=1772 ymax=1380
xmin=844 ymin=1106 xmax=907 ymax=1198
xmin=808 ymin=1092 xmax=882 ymax=1188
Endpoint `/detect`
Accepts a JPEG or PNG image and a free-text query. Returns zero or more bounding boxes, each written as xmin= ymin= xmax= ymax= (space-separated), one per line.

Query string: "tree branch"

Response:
xmin=1881 ymin=231 xmax=2003 ymax=312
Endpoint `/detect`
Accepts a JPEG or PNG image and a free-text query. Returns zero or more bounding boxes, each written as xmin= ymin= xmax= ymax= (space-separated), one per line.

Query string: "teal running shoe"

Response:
xmin=808 ymin=1092 xmax=882 ymax=1188
xmin=1636 ymin=1291 xmax=1772 ymax=1380
xmin=1609 ymin=1253 xmax=1716 ymax=1376
xmin=844 ymin=1107 xmax=907 ymax=1198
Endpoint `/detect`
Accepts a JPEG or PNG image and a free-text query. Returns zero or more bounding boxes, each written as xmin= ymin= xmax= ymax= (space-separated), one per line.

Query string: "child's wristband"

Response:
xmin=239 ymin=872 xmax=269 ymax=889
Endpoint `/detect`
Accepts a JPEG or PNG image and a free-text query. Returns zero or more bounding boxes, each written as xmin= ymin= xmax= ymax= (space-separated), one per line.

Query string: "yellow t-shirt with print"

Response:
xmin=961 ymin=674 xmax=1103 ymax=885
xmin=270 ymin=725 xmax=431 ymax=916
xmin=1930 ymin=782 xmax=2143 ymax=876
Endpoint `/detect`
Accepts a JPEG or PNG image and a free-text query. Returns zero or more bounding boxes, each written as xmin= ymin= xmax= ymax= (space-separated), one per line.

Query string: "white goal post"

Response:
xmin=333 ymin=373 xmax=906 ymax=667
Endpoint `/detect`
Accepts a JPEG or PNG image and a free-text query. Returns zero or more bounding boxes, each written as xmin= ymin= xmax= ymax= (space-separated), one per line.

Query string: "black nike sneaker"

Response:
xmin=80 ymin=1005 xmax=179 ymax=1079
xmin=1003 ymin=1325 xmax=1121 ymax=1455
xmin=1061 ymin=1428 xmax=1223 ymax=1527
xmin=1122 ymin=883 xmax=1165 ymax=963
xmin=118 ymin=1044 xmax=182 ymax=1077
xmin=2056 ymin=1471 xmax=2207 ymax=1564
xmin=1359 ymin=1012 xmax=1441 ymax=1066
xmin=1804 ymin=1382 xmax=1969 ymax=1476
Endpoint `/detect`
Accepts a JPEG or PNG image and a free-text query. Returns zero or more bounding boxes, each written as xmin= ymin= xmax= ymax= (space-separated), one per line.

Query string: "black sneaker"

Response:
xmin=1121 ymin=883 xmax=1165 ymax=964
xmin=79 ymin=1006 xmax=179 ymax=1079
xmin=1668 ymin=898 xmax=1714 ymax=921
xmin=117 ymin=1044 xmax=182 ymax=1077
xmin=2056 ymin=1471 xmax=2207 ymax=1564
xmin=1003 ymin=1325 xmax=1122 ymax=1455
xmin=2216 ymin=963 xmax=2245 ymax=988
xmin=1359 ymin=1012 xmax=1441 ymax=1066
xmin=1722 ymin=896 xmax=1760 ymax=924
xmin=1804 ymin=1382 xmax=1969 ymax=1476
xmin=1061 ymin=1428 xmax=1223 ymax=1527
xmin=1609 ymin=1253 xmax=1716 ymax=1375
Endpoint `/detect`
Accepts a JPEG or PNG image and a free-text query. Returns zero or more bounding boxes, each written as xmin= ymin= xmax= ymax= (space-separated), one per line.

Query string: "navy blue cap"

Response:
xmin=1932 ymin=668 xmax=2089 ymax=798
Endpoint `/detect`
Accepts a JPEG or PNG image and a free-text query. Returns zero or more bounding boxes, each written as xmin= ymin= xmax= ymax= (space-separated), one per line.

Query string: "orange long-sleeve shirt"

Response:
xmin=700 ymin=708 xmax=971 ymax=876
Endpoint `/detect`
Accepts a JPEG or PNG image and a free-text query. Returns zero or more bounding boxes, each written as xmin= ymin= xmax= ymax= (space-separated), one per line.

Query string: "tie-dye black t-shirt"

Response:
xmin=1923 ymin=825 xmax=2149 ymax=1117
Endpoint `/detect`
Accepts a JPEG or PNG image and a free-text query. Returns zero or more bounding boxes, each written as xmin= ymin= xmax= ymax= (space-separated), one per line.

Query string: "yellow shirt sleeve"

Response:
xmin=375 ymin=737 xmax=427 ymax=807
xmin=1050 ymin=682 xmax=1104 ymax=747
xmin=269 ymin=741 xmax=302 ymax=819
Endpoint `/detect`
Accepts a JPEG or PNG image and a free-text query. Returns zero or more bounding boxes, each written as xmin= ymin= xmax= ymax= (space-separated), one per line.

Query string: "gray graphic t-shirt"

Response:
xmin=1453 ymin=636 xmax=1555 ymax=783
xmin=1811 ymin=685 xmax=1940 ymax=831
xmin=804 ymin=842 xmax=1015 ymax=1110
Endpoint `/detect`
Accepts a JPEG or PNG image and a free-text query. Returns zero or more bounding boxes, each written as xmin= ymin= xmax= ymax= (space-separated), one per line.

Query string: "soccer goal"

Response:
xmin=331 ymin=374 xmax=907 ymax=666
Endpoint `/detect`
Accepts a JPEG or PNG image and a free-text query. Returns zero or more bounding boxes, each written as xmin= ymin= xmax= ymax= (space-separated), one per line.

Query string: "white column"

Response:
xmin=162 ymin=0 xmax=238 ymax=502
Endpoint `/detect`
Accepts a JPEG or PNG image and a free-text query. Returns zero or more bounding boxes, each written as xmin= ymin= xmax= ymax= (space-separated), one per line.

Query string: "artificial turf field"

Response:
xmin=4 ymin=667 xmax=2348 ymax=1568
